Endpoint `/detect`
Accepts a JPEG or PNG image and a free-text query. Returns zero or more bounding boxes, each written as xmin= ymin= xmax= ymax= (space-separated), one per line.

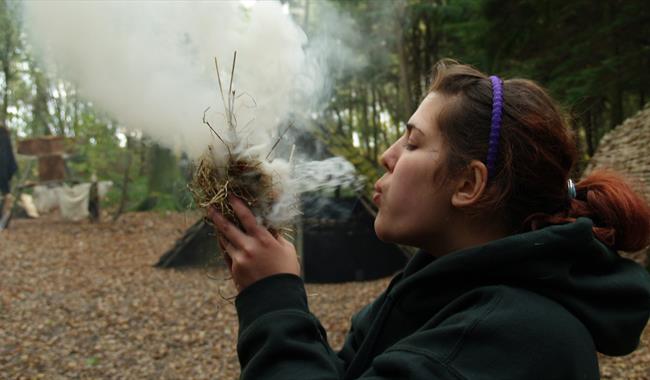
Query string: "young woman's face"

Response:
xmin=373 ymin=92 xmax=455 ymax=250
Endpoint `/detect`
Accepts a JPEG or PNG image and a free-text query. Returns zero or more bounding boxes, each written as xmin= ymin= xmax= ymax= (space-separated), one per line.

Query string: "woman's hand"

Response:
xmin=207 ymin=196 xmax=300 ymax=292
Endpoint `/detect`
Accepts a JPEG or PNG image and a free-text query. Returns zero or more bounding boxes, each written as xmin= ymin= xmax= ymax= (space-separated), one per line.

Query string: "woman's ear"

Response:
xmin=451 ymin=160 xmax=488 ymax=208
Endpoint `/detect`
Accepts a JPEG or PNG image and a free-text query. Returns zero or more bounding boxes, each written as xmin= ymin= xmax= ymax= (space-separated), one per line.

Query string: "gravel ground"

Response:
xmin=0 ymin=212 xmax=648 ymax=379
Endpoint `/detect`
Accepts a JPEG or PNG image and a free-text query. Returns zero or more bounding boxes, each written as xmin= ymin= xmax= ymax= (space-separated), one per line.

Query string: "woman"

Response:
xmin=209 ymin=60 xmax=650 ymax=379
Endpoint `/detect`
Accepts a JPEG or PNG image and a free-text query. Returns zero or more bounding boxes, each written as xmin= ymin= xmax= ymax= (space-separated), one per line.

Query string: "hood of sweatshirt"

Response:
xmin=392 ymin=217 xmax=650 ymax=356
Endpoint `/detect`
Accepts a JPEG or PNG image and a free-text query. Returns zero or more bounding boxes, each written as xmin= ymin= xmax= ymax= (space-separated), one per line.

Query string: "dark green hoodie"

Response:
xmin=234 ymin=218 xmax=650 ymax=379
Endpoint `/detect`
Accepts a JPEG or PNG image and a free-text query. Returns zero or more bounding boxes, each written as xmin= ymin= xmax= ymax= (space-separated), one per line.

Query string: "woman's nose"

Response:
xmin=380 ymin=140 xmax=400 ymax=172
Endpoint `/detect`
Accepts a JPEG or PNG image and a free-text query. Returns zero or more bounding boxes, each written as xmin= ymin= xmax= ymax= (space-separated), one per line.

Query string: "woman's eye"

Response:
xmin=403 ymin=143 xmax=416 ymax=151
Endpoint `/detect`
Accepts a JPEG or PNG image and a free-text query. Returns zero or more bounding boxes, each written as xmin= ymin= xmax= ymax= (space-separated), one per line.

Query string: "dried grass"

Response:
xmin=188 ymin=52 xmax=285 ymax=237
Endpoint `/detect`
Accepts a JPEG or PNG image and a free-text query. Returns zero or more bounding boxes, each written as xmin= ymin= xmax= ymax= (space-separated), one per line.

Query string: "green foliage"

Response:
xmin=481 ymin=0 xmax=650 ymax=160
xmin=303 ymin=0 xmax=650 ymax=193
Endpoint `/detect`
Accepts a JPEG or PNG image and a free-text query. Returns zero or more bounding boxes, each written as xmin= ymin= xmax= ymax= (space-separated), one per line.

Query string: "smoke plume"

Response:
xmin=22 ymin=0 xmax=349 ymax=159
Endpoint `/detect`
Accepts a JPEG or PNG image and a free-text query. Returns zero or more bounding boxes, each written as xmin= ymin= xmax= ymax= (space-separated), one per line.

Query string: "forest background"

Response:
xmin=1 ymin=0 xmax=648 ymax=213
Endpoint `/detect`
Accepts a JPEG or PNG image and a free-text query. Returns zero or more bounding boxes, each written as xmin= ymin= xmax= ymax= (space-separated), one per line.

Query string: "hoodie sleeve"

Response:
xmin=235 ymin=274 xmax=467 ymax=380
xmin=235 ymin=274 xmax=347 ymax=379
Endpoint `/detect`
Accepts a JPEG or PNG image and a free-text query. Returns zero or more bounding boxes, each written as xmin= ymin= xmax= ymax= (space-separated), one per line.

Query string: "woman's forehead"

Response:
xmin=409 ymin=92 xmax=444 ymax=136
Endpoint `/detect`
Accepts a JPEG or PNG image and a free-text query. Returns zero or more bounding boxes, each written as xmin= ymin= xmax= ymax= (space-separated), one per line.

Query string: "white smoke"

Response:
xmin=22 ymin=0 xmax=366 ymax=226
xmin=21 ymin=0 xmax=340 ymax=159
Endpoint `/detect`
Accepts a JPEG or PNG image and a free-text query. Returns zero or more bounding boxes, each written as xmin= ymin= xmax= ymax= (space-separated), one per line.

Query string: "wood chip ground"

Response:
xmin=1 ymin=212 xmax=647 ymax=379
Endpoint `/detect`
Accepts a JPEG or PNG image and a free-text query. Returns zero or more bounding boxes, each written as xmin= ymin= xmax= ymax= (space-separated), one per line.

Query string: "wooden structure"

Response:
xmin=17 ymin=136 xmax=68 ymax=181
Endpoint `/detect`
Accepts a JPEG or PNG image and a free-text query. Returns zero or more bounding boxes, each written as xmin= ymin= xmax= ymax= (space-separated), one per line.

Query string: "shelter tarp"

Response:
xmin=33 ymin=181 xmax=113 ymax=215
xmin=33 ymin=185 xmax=59 ymax=213
xmin=56 ymin=183 xmax=92 ymax=221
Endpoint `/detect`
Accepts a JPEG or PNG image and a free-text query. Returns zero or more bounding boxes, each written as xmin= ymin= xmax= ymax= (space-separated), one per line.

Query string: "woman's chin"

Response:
xmin=374 ymin=218 xmax=387 ymax=241
xmin=375 ymin=218 xmax=420 ymax=247
xmin=374 ymin=217 xmax=397 ymax=243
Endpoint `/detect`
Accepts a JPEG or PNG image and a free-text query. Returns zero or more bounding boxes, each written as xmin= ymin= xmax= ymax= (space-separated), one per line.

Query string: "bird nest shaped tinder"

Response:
xmin=189 ymin=52 xmax=297 ymax=238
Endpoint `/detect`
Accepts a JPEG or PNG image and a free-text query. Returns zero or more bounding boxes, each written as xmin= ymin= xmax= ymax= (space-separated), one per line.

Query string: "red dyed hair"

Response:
xmin=429 ymin=59 xmax=650 ymax=252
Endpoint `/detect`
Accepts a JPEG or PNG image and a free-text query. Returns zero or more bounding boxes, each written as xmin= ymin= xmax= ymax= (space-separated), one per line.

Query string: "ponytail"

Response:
xmin=525 ymin=170 xmax=650 ymax=252
xmin=571 ymin=170 xmax=650 ymax=251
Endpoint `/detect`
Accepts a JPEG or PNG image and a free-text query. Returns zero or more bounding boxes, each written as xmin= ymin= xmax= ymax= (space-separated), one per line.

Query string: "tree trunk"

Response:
xmin=373 ymin=83 xmax=401 ymax=139
xmin=410 ymin=15 xmax=423 ymax=103
xmin=607 ymin=2 xmax=624 ymax=129
xmin=147 ymin=144 xmax=177 ymax=194
xmin=71 ymin=96 xmax=80 ymax=136
xmin=1 ymin=56 xmax=9 ymax=125
xmin=371 ymin=84 xmax=380 ymax=160
xmin=571 ymin=108 xmax=587 ymax=173
xmin=51 ymin=83 xmax=67 ymax=136
xmin=135 ymin=143 xmax=178 ymax=211
xmin=585 ymin=109 xmax=595 ymax=157
xmin=641 ymin=89 xmax=646 ymax=109
xmin=423 ymin=12 xmax=433 ymax=79
xmin=376 ymin=84 xmax=399 ymax=132
xmin=610 ymin=86 xmax=624 ymax=129
xmin=0 ymin=21 xmax=15 ymax=126
xmin=348 ymin=85 xmax=355 ymax=140
xmin=361 ymin=84 xmax=371 ymax=158
xmin=395 ymin=1 xmax=415 ymax=121
xmin=138 ymin=139 xmax=148 ymax=176
xmin=32 ymin=69 xmax=52 ymax=136
xmin=331 ymin=104 xmax=345 ymax=136
xmin=113 ymin=136 xmax=133 ymax=221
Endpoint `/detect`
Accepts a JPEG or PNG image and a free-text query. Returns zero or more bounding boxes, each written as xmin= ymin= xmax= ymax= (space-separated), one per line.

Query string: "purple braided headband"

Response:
xmin=486 ymin=75 xmax=503 ymax=179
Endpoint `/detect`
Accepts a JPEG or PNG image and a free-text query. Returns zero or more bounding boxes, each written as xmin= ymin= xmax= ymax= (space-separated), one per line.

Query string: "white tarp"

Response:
xmin=33 ymin=185 xmax=59 ymax=213
xmin=56 ymin=183 xmax=92 ymax=221
xmin=33 ymin=181 xmax=113 ymax=218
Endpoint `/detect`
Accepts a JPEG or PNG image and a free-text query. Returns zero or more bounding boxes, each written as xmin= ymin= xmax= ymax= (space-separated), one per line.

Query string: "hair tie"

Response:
xmin=567 ymin=179 xmax=577 ymax=199
xmin=486 ymin=75 xmax=503 ymax=179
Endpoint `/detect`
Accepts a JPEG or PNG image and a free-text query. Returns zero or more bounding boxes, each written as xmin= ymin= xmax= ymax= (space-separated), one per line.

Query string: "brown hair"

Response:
xmin=429 ymin=59 xmax=650 ymax=252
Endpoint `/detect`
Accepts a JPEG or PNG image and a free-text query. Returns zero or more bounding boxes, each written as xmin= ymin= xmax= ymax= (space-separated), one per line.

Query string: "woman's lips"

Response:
xmin=372 ymin=180 xmax=382 ymax=207
xmin=372 ymin=192 xmax=381 ymax=206
xmin=373 ymin=181 xmax=383 ymax=206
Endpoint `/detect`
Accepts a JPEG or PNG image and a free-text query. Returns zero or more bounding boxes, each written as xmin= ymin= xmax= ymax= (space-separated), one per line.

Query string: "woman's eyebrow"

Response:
xmin=406 ymin=122 xmax=425 ymax=136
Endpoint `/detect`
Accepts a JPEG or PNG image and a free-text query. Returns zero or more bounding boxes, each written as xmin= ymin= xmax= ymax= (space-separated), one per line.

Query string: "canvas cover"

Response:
xmin=33 ymin=185 xmax=59 ymax=213
xmin=56 ymin=183 xmax=92 ymax=221
xmin=33 ymin=181 xmax=113 ymax=216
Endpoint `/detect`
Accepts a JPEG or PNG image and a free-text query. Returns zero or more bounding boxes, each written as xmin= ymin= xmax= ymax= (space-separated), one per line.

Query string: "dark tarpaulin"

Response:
xmin=301 ymin=195 xmax=407 ymax=283
xmin=0 ymin=127 xmax=18 ymax=194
